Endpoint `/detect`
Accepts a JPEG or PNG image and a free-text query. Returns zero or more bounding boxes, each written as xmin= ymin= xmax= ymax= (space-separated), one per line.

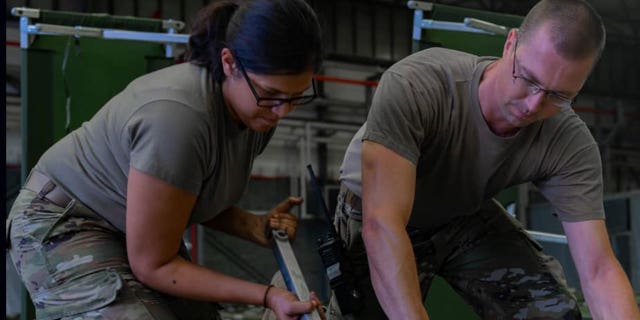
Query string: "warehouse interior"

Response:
xmin=5 ymin=0 xmax=640 ymax=319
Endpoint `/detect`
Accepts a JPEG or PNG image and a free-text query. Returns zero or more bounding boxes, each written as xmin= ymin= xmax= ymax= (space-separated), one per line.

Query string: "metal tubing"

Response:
xmin=525 ymin=230 xmax=568 ymax=244
xmin=102 ymin=29 xmax=188 ymax=44
xmin=20 ymin=17 xmax=30 ymax=49
xmin=421 ymin=19 xmax=494 ymax=35
xmin=412 ymin=7 xmax=423 ymax=41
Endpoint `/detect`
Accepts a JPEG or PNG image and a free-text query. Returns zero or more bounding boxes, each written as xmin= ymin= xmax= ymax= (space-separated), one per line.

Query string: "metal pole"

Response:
xmin=271 ymin=230 xmax=322 ymax=320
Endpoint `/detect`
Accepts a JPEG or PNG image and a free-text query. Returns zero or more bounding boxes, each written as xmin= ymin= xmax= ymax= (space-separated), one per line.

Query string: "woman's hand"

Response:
xmin=253 ymin=197 xmax=302 ymax=247
xmin=266 ymin=287 xmax=325 ymax=320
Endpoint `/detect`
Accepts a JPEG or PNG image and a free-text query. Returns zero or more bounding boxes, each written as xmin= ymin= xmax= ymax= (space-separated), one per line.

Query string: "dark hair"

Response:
xmin=518 ymin=0 xmax=606 ymax=61
xmin=186 ymin=0 xmax=323 ymax=82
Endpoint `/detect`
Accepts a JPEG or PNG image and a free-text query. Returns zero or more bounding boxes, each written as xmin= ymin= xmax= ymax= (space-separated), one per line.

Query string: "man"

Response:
xmin=335 ymin=0 xmax=640 ymax=318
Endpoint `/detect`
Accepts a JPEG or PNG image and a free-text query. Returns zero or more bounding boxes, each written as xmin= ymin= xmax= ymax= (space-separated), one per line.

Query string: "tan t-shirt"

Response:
xmin=37 ymin=63 xmax=274 ymax=232
xmin=340 ymin=47 xmax=604 ymax=230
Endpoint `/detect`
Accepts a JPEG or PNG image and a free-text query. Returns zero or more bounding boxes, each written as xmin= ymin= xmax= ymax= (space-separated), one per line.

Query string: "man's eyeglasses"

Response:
xmin=235 ymin=58 xmax=317 ymax=108
xmin=512 ymin=40 xmax=575 ymax=109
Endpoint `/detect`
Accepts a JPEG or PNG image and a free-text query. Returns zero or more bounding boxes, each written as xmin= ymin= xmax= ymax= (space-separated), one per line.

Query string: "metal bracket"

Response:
xmin=162 ymin=19 xmax=185 ymax=31
xmin=464 ymin=17 xmax=510 ymax=36
xmin=11 ymin=7 xmax=40 ymax=18
xmin=407 ymin=1 xmax=434 ymax=11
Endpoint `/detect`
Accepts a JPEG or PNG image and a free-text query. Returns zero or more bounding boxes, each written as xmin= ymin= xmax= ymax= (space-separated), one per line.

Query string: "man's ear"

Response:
xmin=503 ymin=28 xmax=518 ymax=58
xmin=220 ymin=48 xmax=236 ymax=77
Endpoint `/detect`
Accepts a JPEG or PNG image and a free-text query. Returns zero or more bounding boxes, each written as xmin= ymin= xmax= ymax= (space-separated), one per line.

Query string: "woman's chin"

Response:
xmin=250 ymin=118 xmax=278 ymax=132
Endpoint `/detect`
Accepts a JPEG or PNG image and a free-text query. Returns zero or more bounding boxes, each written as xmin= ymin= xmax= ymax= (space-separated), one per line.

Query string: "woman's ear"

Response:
xmin=220 ymin=48 xmax=236 ymax=77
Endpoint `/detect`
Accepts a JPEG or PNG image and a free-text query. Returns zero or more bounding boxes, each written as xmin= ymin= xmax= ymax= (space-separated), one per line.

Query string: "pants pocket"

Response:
xmin=7 ymin=189 xmax=69 ymax=281
xmin=42 ymin=212 xmax=128 ymax=285
xmin=32 ymin=268 xmax=123 ymax=320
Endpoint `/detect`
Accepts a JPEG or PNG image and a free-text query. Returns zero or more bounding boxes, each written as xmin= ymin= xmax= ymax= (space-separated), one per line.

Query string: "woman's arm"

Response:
xmin=126 ymin=167 xmax=317 ymax=318
xmin=203 ymin=197 xmax=302 ymax=246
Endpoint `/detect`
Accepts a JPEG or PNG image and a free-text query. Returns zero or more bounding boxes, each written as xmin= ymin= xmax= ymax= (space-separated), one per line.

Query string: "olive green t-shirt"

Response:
xmin=340 ymin=48 xmax=604 ymax=230
xmin=37 ymin=63 xmax=274 ymax=232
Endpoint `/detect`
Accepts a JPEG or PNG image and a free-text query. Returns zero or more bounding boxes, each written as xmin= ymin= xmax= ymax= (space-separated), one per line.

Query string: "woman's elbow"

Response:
xmin=128 ymin=254 xmax=159 ymax=285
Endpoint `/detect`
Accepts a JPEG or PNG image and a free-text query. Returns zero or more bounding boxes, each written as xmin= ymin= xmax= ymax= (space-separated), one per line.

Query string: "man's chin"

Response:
xmin=250 ymin=121 xmax=277 ymax=132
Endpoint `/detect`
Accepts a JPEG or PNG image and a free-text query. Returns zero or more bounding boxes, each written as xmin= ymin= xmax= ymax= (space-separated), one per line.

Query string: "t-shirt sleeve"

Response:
xmin=363 ymin=71 xmax=435 ymax=164
xmin=534 ymin=143 xmax=605 ymax=221
xmin=125 ymin=100 xmax=211 ymax=194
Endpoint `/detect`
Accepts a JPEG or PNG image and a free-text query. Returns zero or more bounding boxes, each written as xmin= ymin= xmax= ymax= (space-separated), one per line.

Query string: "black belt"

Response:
xmin=24 ymin=170 xmax=73 ymax=208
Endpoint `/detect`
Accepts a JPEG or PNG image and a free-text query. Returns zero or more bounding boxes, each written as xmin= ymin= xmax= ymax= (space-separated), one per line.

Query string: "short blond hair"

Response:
xmin=518 ymin=0 xmax=606 ymax=61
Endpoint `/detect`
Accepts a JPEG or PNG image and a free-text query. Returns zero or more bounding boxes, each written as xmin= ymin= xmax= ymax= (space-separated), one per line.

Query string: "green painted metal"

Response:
xmin=21 ymin=48 xmax=56 ymax=182
xmin=417 ymin=29 xmax=510 ymax=57
xmin=25 ymin=36 xmax=173 ymax=143
xmin=21 ymin=36 xmax=172 ymax=178
xmin=425 ymin=276 xmax=480 ymax=319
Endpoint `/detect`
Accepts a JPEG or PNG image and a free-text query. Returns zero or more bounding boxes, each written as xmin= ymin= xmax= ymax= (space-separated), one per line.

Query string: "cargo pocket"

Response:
xmin=42 ymin=203 xmax=128 ymax=286
xmin=31 ymin=268 xmax=123 ymax=320
xmin=7 ymin=189 xmax=70 ymax=286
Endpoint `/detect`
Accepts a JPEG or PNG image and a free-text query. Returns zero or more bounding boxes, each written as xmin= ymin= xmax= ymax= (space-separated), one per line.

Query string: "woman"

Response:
xmin=6 ymin=0 xmax=324 ymax=319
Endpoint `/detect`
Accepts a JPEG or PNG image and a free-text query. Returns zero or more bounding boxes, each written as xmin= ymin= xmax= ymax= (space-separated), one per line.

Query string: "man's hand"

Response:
xmin=254 ymin=197 xmax=303 ymax=247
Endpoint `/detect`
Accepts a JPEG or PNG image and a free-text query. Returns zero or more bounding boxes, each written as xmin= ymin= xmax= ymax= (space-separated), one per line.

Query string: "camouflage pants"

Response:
xmin=333 ymin=184 xmax=581 ymax=320
xmin=6 ymin=187 xmax=220 ymax=320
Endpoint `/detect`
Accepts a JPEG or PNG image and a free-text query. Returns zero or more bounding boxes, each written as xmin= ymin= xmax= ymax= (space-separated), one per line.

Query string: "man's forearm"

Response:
xmin=582 ymin=259 xmax=640 ymax=319
xmin=362 ymin=216 xmax=429 ymax=320
xmin=564 ymin=220 xmax=640 ymax=319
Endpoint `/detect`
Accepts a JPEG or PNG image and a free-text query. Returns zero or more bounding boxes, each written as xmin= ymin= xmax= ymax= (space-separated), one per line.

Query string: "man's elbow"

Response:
xmin=361 ymin=214 xmax=393 ymax=247
xmin=587 ymin=257 xmax=623 ymax=283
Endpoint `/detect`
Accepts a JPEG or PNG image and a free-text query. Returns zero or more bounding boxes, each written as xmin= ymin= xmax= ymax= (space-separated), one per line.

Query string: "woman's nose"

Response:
xmin=271 ymin=102 xmax=295 ymax=118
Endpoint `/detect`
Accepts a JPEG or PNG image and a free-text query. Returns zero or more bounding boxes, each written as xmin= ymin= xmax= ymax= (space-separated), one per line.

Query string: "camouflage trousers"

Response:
xmin=6 ymin=185 xmax=220 ymax=320
xmin=333 ymin=184 xmax=581 ymax=320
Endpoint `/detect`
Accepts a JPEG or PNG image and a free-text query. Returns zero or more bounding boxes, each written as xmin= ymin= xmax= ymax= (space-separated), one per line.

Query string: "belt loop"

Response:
xmin=37 ymin=180 xmax=56 ymax=200
xmin=24 ymin=169 xmax=35 ymax=186
xmin=5 ymin=219 xmax=12 ymax=250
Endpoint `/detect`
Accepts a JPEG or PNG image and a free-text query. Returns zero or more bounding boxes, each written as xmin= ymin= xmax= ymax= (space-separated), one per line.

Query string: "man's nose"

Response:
xmin=524 ymin=91 xmax=546 ymax=114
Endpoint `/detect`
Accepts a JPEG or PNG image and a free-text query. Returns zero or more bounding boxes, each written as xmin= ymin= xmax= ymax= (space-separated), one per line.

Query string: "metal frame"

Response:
xmin=12 ymin=7 xmax=188 ymax=57
xmin=408 ymin=0 xmax=510 ymax=46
